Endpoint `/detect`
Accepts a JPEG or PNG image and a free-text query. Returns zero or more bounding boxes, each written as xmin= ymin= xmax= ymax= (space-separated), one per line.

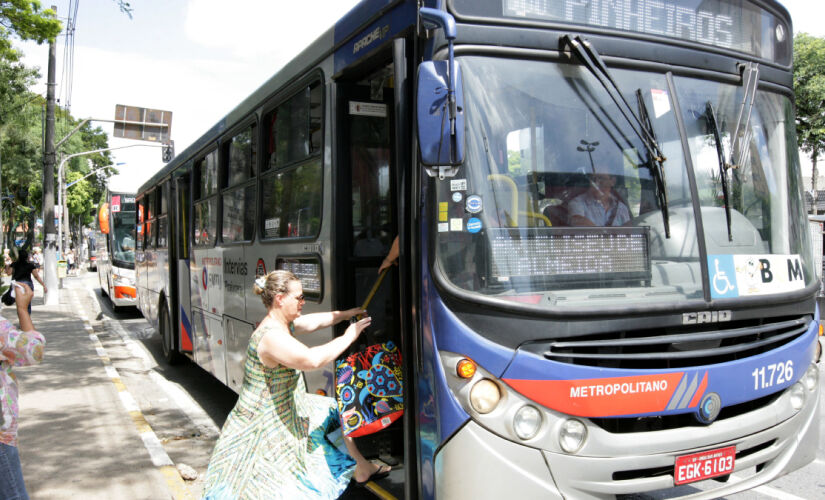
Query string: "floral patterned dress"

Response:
xmin=203 ymin=324 xmax=355 ymax=499
xmin=0 ymin=320 xmax=45 ymax=447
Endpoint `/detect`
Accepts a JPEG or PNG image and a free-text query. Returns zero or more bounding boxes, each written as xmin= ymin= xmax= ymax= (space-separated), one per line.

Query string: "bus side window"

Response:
xmin=194 ymin=150 xmax=219 ymax=247
xmin=136 ymin=196 xmax=144 ymax=251
xmin=222 ymin=124 xmax=257 ymax=243
xmin=155 ymin=184 xmax=167 ymax=249
xmin=261 ymin=81 xmax=323 ymax=240
xmin=146 ymin=190 xmax=157 ymax=249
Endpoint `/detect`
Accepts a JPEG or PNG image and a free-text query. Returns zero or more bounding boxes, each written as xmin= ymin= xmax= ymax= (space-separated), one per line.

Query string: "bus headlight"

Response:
xmin=789 ymin=382 xmax=806 ymax=411
xmin=559 ymin=419 xmax=587 ymax=453
xmin=469 ymin=379 xmax=501 ymax=414
xmin=112 ymin=273 xmax=130 ymax=285
xmin=513 ymin=405 xmax=542 ymax=440
xmin=804 ymin=364 xmax=819 ymax=392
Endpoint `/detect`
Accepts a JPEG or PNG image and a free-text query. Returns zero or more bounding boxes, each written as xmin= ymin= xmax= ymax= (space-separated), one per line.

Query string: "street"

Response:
xmin=8 ymin=270 xmax=824 ymax=499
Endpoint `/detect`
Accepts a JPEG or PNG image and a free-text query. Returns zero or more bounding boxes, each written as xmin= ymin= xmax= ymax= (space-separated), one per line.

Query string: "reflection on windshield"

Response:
xmin=434 ymin=56 xmax=811 ymax=309
xmin=676 ymin=75 xmax=812 ymax=274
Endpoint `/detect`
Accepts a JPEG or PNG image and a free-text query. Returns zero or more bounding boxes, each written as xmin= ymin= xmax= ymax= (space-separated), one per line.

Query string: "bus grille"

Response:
xmin=543 ymin=315 xmax=811 ymax=370
xmin=590 ymin=393 xmax=781 ymax=433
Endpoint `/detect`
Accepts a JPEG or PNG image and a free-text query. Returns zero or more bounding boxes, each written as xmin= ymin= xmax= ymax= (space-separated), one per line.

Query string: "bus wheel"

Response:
xmin=159 ymin=303 xmax=183 ymax=365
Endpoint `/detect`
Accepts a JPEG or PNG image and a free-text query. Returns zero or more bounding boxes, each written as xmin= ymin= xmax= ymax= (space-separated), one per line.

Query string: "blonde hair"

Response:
xmin=253 ymin=270 xmax=299 ymax=309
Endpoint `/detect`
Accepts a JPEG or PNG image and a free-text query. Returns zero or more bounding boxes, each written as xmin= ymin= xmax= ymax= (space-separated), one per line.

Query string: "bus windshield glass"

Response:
xmin=112 ymin=205 xmax=136 ymax=267
xmin=434 ymin=56 xmax=813 ymax=309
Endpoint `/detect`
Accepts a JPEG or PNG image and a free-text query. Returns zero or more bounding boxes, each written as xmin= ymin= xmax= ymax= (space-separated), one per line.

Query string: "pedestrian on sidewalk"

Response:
xmin=5 ymin=250 xmax=46 ymax=315
xmin=30 ymin=248 xmax=42 ymax=270
xmin=66 ymin=248 xmax=75 ymax=276
xmin=202 ymin=270 xmax=389 ymax=499
xmin=0 ymin=283 xmax=44 ymax=500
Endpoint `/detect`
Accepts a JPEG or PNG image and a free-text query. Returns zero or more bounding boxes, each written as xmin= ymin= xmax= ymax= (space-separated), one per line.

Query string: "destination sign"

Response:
xmin=451 ymin=0 xmax=790 ymax=64
xmin=487 ymin=226 xmax=650 ymax=283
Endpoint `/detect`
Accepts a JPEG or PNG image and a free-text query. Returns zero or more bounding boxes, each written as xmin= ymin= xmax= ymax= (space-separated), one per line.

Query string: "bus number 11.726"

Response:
xmin=751 ymin=360 xmax=793 ymax=391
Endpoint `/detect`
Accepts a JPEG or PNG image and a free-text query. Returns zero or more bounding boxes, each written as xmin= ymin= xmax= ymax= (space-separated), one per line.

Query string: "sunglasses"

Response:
xmin=289 ymin=293 xmax=305 ymax=302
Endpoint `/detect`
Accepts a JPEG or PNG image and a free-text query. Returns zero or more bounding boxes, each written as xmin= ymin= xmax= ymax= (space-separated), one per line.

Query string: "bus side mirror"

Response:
xmin=417 ymin=60 xmax=465 ymax=168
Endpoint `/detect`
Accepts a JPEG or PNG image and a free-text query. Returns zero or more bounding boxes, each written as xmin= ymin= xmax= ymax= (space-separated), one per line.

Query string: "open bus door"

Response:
xmin=335 ymin=37 xmax=414 ymax=498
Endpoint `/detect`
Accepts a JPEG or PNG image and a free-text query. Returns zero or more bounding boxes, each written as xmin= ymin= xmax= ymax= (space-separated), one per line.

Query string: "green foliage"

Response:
xmin=0 ymin=1 xmax=62 ymax=62
xmin=794 ymin=33 xmax=825 ymax=161
xmin=507 ymin=150 xmax=522 ymax=174
xmin=0 ymin=0 xmax=132 ymax=248
xmin=1 ymin=93 xmax=113 ymax=249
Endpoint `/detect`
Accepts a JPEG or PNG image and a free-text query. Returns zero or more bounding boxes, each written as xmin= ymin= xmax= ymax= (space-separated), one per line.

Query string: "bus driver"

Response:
xmin=568 ymin=167 xmax=630 ymax=227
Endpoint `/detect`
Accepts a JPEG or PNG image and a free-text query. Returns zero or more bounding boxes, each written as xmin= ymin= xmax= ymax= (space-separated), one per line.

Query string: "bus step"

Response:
xmin=366 ymin=464 xmax=403 ymax=500
xmin=340 ymin=462 xmax=403 ymax=500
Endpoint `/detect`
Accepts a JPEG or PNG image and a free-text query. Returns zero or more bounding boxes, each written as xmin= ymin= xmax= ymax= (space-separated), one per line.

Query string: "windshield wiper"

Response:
xmin=563 ymin=34 xmax=670 ymax=237
xmin=704 ymin=102 xmax=734 ymax=242
xmin=729 ymin=62 xmax=759 ymax=171
xmin=636 ymin=89 xmax=670 ymax=238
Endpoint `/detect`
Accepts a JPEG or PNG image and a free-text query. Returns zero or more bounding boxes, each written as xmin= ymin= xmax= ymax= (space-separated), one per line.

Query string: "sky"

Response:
xmin=15 ymin=0 xmax=825 ymax=191
xmin=18 ymin=0 xmax=361 ymax=192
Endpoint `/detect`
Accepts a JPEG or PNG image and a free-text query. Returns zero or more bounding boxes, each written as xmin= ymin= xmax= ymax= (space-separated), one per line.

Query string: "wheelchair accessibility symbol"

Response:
xmin=710 ymin=257 xmax=737 ymax=298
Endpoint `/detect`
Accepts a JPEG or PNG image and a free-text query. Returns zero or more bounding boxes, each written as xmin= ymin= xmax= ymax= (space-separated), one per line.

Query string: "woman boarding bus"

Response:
xmin=136 ymin=1 xmax=820 ymax=498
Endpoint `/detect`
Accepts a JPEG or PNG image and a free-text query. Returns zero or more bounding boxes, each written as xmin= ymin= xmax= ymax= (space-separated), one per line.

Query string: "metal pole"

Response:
xmin=57 ymin=158 xmax=62 ymax=257
xmin=63 ymin=168 xmax=69 ymax=257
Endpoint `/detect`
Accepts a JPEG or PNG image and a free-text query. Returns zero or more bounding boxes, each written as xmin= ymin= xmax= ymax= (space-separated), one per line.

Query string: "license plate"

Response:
xmin=674 ymin=446 xmax=736 ymax=485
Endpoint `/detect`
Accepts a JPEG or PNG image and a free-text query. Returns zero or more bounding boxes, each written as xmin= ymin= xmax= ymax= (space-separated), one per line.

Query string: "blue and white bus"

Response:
xmin=136 ymin=1 xmax=820 ymax=498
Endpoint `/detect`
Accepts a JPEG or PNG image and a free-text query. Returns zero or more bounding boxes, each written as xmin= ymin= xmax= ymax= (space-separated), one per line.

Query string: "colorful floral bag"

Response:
xmin=335 ymin=340 xmax=404 ymax=437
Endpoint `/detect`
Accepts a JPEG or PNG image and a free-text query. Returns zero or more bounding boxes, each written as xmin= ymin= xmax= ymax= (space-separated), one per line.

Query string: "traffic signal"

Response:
xmin=162 ymin=141 xmax=175 ymax=163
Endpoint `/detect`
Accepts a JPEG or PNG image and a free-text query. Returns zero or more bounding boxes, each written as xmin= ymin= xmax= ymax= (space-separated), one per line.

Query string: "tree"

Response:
xmin=793 ymin=33 xmax=825 ymax=214
xmin=0 ymin=91 xmax=113 ymax=251
xmin=0 ymin=1 xmax=62 ymax=62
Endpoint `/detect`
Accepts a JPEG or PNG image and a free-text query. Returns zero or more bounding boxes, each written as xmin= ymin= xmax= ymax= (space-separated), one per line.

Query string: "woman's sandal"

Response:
xmin=354 ymin=464 xmax=391 ymax=486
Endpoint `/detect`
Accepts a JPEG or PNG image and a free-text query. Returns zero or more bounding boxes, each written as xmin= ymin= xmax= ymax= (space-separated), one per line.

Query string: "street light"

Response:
xmin=66 ymin=162 xmax=123 ymax=189
xmin=44 ymin=125 xmax=165 ymax=305
xmin=61 ymin=163 xmax=120 ymax=253
xmin=56 ymin=145 xmax=156 ymax=261
xmin=576 ymin=139 xmax=599 ymax=173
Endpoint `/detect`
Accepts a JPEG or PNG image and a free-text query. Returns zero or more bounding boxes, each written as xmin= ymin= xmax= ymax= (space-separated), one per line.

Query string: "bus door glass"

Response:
xmin=338 ymin=61 xmax=403 ymax=458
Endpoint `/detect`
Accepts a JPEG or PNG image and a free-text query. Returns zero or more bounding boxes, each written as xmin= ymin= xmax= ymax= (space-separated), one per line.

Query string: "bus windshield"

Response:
xmin=435 ymin=56 xmax=813 ymax=309
xmin=112 ymin=209 xmax=136 ymax=267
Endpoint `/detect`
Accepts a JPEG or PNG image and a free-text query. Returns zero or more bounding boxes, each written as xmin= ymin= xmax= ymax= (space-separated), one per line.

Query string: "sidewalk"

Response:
xmin=7 ymin=285 xmax=178 ymax=499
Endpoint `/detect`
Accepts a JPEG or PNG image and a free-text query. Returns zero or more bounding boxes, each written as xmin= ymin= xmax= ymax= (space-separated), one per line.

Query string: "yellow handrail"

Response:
xmin=487 ymin=174 xmax=552 ymax=227
xmin=487 ymin=174 xmax=519 ymax=228
xmin=519 ymin=210 xmax=552 ymax=227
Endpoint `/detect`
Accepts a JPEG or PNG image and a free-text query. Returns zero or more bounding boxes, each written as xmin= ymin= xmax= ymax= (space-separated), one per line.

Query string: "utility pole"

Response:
xmin=43 ymin=11 xmax=58 ymax=306
xmin=62 ymin=173 xmax=68 ymax=254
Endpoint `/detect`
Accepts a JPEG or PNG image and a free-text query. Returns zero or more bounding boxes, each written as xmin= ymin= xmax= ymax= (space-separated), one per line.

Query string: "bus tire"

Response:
xmin=159 ymin=302 xmax=183 ymax=365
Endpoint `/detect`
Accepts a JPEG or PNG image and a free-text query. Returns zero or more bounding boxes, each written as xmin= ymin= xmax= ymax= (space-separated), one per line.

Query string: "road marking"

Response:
xmin=77 ymin=293 xmax=193 ymax=500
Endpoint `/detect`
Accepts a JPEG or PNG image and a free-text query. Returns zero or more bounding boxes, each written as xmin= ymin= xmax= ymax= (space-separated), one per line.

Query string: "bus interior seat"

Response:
xmin=541 ymin=178 xmax=588 ymax=226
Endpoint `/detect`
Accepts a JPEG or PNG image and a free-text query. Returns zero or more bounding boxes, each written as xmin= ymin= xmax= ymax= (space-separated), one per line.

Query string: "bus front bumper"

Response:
xmin=434 ymin=376 xmax=819 ymax=500
xmin=112 ymin=285 xmax=137 ymax=307
xmin=434 ymin=420 xmax=564 ymax=499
